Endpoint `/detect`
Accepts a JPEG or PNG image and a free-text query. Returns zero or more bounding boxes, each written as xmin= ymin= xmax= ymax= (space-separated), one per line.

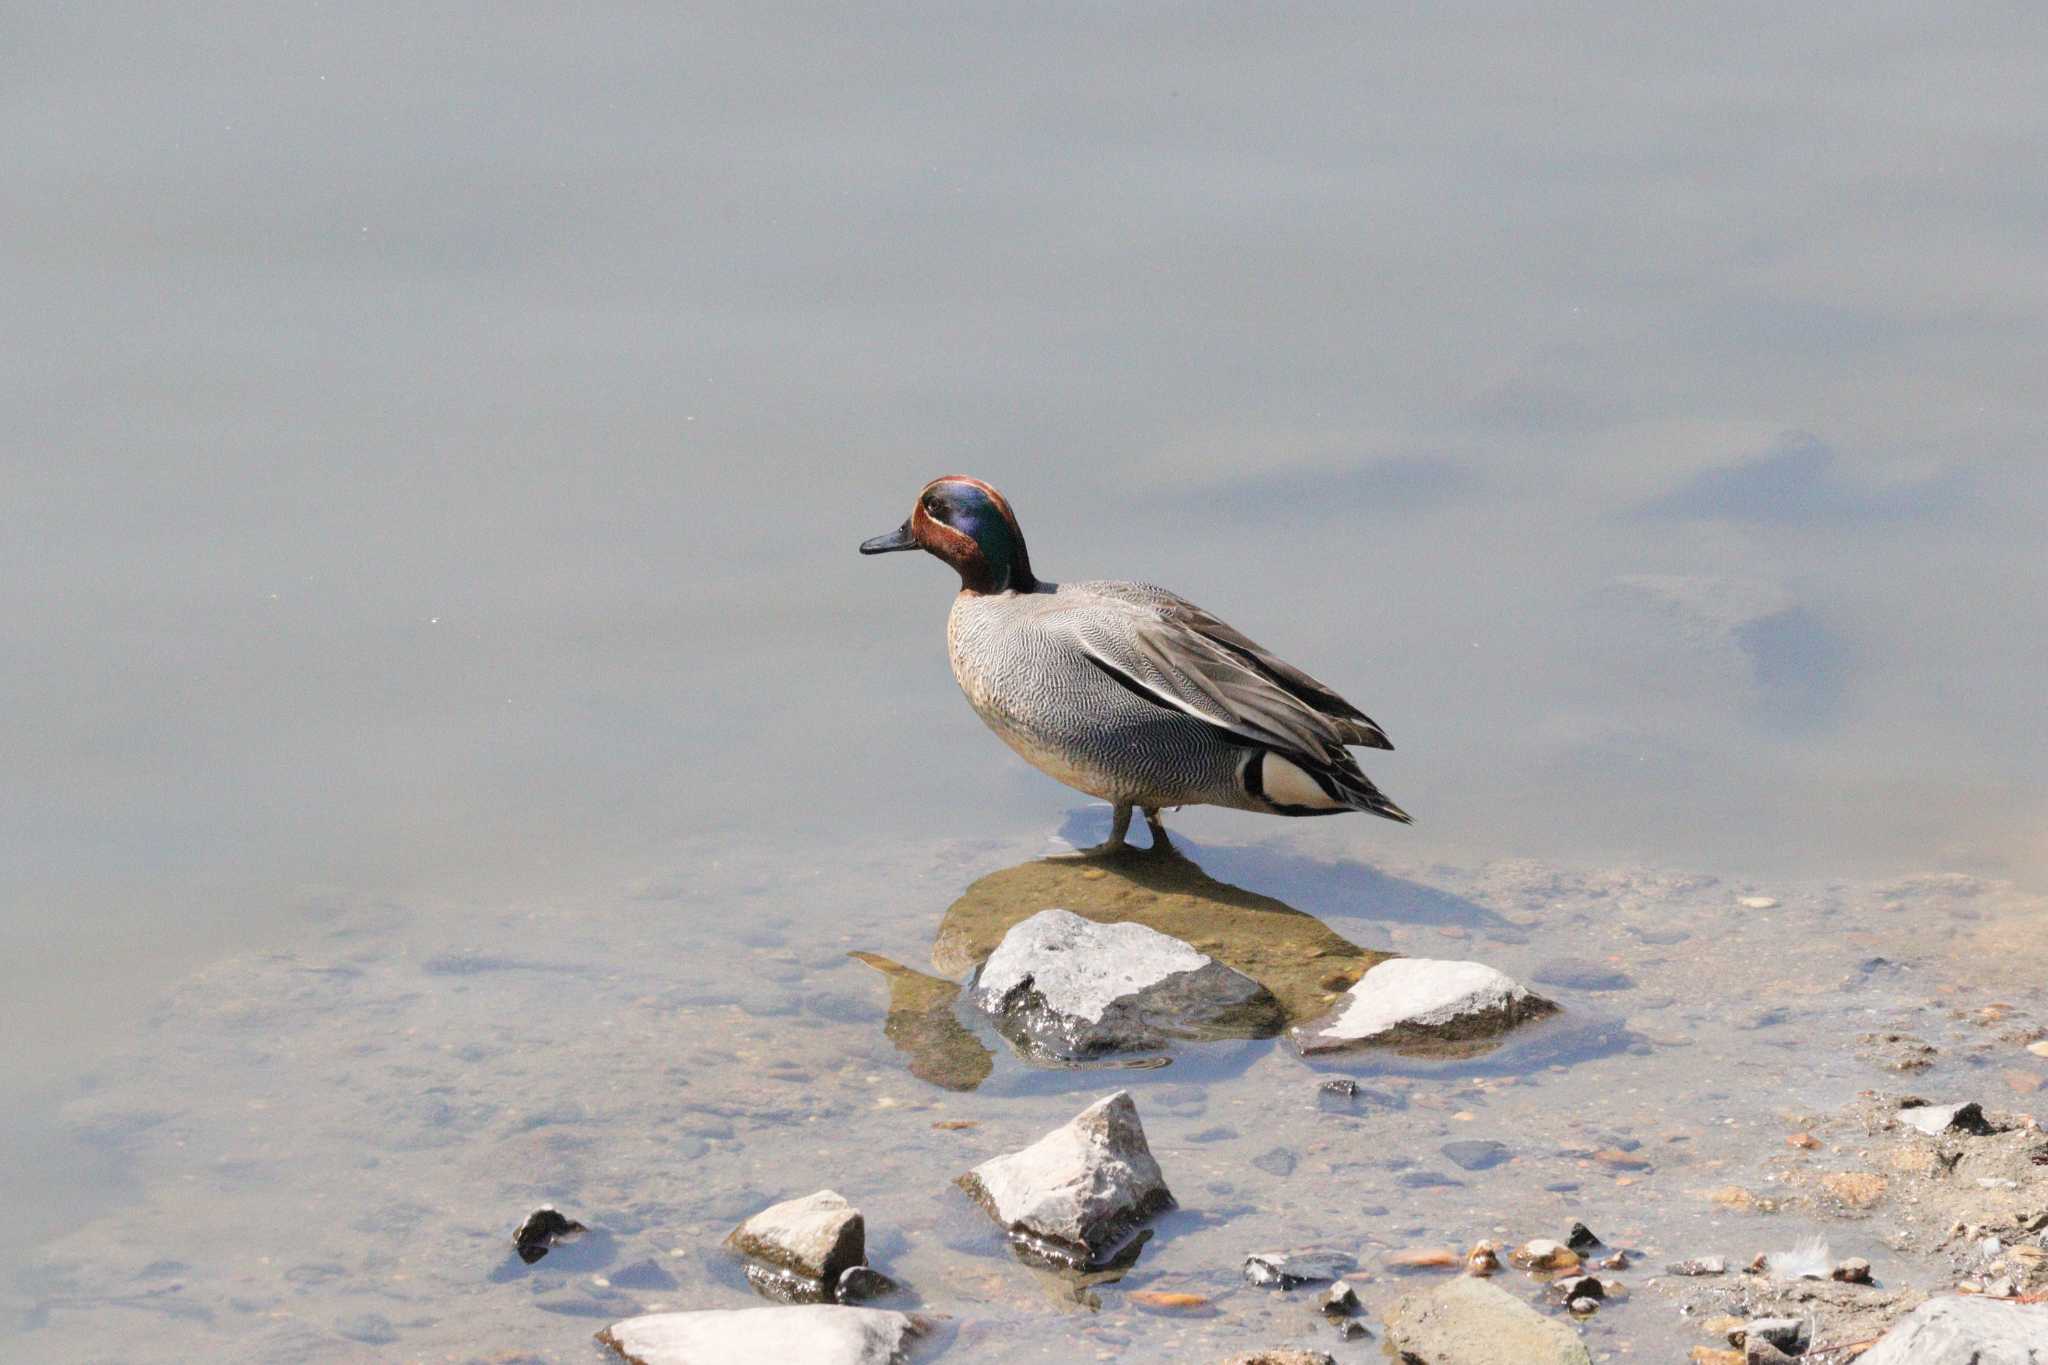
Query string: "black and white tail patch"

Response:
xmin=1244 ymin=750 xmax=1346 ymax=815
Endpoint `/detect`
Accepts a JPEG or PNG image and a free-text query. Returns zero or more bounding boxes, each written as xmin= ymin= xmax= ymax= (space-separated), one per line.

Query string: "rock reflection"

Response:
xmin=1017 ymin=1228 xmax=1152 ymax=1311
xmin=856 ymin=842 xmax=1395 ymax=1091
xmin=847 ymin=952 xmax=993 ymax=1093
xmin=935 ymin=842 xmax=1393 ymax=1025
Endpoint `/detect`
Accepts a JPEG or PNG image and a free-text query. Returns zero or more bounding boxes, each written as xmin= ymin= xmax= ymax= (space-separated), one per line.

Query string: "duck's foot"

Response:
xmin=1067 ymin=803 xmax=1133 ymax=856
xmin=1142 ymin=806 xmax=1170 ymax=849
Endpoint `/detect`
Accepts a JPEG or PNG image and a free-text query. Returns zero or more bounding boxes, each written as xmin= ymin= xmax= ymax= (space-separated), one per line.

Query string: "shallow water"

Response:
xmin=9 ymin=817 xmax=2044 ymax=1361
xmin=6 ymin=4 xmax=2048 ymax=1359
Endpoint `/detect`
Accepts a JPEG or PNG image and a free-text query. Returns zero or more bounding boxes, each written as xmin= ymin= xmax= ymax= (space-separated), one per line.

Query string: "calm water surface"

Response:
xmin=5 ymin=5 xmax=2046 ymax=1359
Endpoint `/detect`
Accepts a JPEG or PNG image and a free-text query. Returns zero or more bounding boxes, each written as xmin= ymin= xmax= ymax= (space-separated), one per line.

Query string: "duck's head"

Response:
xmin=860 ymin=476 xmax=1038 ymax=594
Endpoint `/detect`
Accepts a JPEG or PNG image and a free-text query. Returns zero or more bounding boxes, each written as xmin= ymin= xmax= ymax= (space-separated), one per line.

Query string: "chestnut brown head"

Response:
xmin=860 ymin=476 xmax=1037 ymax=594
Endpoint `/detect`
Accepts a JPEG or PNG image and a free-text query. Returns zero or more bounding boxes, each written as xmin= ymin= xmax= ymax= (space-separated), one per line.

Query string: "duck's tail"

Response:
xmin=1246 ymin=748 xmax=1413 ymax=824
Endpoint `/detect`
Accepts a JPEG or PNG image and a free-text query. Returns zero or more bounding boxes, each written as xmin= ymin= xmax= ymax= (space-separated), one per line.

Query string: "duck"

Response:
xmin=860 ymin=476 xmax=1410 ymax=851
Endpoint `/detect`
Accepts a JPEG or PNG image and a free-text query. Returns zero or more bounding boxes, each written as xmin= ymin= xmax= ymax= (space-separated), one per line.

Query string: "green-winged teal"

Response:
xmin=861 ymin=476 xmax=1409 ymax=851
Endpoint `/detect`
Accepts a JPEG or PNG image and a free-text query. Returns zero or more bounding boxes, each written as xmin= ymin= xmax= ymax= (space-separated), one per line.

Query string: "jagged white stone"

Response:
xmin=956 ymin=1090 xmax=1173 ymax=1266
xmin=724 ymin=1190 xmax=865 ymax=1285
xmin=1897 ymin=1101 xmax=1990 ymax=1137
xmin=1290 ymin=958 xmax=1554 ymax=1056
xmin=971 ymin=908 xmax=1279 ymax=1058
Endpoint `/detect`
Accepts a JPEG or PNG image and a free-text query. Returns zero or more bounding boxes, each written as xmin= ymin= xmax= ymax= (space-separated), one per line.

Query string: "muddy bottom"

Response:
xmin=7 ymin=814 xmax=2045 ymax=1362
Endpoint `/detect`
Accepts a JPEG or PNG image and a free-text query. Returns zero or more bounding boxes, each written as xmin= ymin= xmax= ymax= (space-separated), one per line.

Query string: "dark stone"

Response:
xmin=605 ymin=1258 xmax=678 ymax=1291
xmin=1395 ymin=1170 xmax=1463 ymax=1189
xmin=335 ymin=1312 xmax=398 ymax=1344
xmin=1565 ymin=1222 xmax=1603 ymax=1253
xmin=1251 ymin=1147 xmax=1298 ymax=1177
xmin=1746 ymin=1316 xmax=1811 ymax=1354
xmin=835 ymin=1264 xmax=902 ymax=1304
xmin=1530 ymin=958 xmax=1634 ymax=991
xmin=1551 ymin=1274 xmax=1604 ymax=1300
xmin=1317 ymin=1079 xmax=1404 ymax=1112
xmin=1189 ymin=1125 xmax=1240 ymax=1143
xmin=743 ymin=1262 xmax=829 ymax=1304
xmin=1320 ymin=1280 xmax=1360 ymax=1317
xmin=1244 ymin=1250 xmax=1356 ymax=1288
xmin=1440 ymin=1140 xmax=1511 ymax=1171
xmin=513 ymin=1207 xmax=586 ymax=1265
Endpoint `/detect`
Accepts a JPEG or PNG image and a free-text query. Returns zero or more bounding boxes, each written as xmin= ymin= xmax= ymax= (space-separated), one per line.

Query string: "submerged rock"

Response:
xmin=1858 ymin=1032 xmax=1939 ymax=1072
xmin=835 ymin=1265 xmax=902 ymax=1304
xmin=1243 ymin=1249 xmax=1357 ymax=1288
xmin=1215 ymin=1352 xmax=1337 ymax=1365
xmin=597 ymin=1305 xmax=928 ymax=1365
xmin=1289 ymin=958 xmax=1557 ymax=1057
xmin=1668 ymin=1255 xmax=1728 ymax=1276
xmin=1530 ymin=957 xmax=1633 ymax=991
xmin=1745 ymin=1317 xmax=1811 ymax=1354
xmin=930 ymin=850 xmax=1392 ymax=1024
xmin=1383 ymin=1276 xmax=1593 ymax=1365
xmin=956 ymin=1091 xmax=1174 ymax=1269
xmin=513 ymin=1206 xmax=586 ymax=1265
xmin=1857 ymin=1295 xmax=2048 ymax=1364
xmin=725 ymin=1190 xmax=867 ymax=1302
xmin=969 ymin=908 xmax=1283 ymax=1060
xmin=1441 ymin=1139 xmax=1512 ymax=1171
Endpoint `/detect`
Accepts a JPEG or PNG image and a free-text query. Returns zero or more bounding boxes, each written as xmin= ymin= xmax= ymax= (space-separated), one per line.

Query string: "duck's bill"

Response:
xmin=860 ymin=523 xmax=919 ymax=554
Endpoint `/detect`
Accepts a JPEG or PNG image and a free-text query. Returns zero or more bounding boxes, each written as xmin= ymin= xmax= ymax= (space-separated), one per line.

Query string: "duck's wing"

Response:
xmin=1060 ymin=589 xmax=1380 ymax=765
xmin=1070 ymin=582 xmax=1392 ymax=750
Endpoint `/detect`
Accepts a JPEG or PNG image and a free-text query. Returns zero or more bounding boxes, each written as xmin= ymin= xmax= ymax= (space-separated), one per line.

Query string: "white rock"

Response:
xmin=1856 ymin=1295 xmax=2048 ymax=1365
xmin=1289 ymin=958 xmax=1555 ymax=1056
xmin=725 ymin=1190 xmax=865 ymax=1285
xmin=970 ymin=908 xmax=1279 ymax=1058
xmin=956 ymin=1090 xmax=1173 ymax=1266
xmin=1898 ymin=1101 xmax=1990 ymax=1137
xmin=1739 ymin=895 xmax=1779 ymax=909
xmin=599 ymin=1305 xmax=927 ymax=1365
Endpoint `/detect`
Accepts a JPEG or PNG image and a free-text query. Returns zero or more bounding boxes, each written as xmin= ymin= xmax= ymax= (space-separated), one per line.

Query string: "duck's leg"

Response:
xmin=1072 ymin=802 xmax=1133 ymax=855
xmin=1142 ymin=806 xmax=1171 ymax=848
